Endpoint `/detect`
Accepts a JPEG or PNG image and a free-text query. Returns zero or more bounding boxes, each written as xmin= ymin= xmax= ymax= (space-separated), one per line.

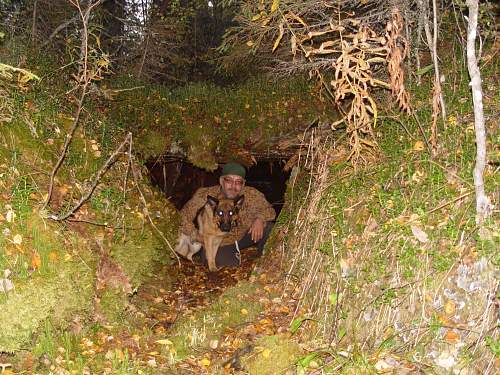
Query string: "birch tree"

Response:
xmin=466 ymin=0 xmax=491 ymax=224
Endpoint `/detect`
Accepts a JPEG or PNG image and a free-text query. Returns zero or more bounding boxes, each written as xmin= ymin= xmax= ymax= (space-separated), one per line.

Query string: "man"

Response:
xmin=179 ymin=162 xmax=276 ymax=267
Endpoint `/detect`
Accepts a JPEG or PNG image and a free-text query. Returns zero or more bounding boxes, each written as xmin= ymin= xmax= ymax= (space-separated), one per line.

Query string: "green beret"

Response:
xmin=221 ymin=162 xmax=246 ymax=179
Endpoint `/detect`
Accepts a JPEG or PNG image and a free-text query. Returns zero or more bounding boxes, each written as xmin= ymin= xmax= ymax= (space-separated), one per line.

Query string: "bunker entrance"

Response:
xmin=146 ymin=159 xmax=290 ymax=215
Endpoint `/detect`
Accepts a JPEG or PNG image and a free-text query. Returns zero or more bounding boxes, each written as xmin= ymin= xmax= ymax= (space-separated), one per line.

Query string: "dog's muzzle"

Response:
xmin=220 ymin=222 xmax=232 ymax=232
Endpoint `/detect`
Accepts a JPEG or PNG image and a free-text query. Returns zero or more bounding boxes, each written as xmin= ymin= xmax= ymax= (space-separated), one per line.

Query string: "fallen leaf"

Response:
xmin=413 ymin=140 xmax=425 ymax=151
xmin=411 ymin=225 xmax=429 ymax=243
xmin=444 ymin=300 xmax=456 ymax=315
xmin=12 ymin=234 xmax=23 ymax=245
xmin=6 ymin=209 xmax=15 ymax=223
xmin=271 ymin=0 xmax=280 ymax=12
xmin=31 ymin=253 xmax=41 ymax=269
xmin=155 ymin=339 xmax=173 ymax=345
xmin=209 ymin=339 xmax=218 ymax=349
xmin=241 ymin=308 xmax=248 ymax=315
xmin=0 ymin=278 xmax=14 ymax=292
xmin=444 ymin=330 xmax=460 ymax=344
xmin=262 ymin=348 xmax=271 ymax=358
xmin=200 ymin=358 xmax=211 ymax=367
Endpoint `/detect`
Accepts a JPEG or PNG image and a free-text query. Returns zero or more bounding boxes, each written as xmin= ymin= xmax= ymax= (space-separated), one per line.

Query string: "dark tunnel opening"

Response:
xmin=146 ymin=159 xmax=290 ymax=216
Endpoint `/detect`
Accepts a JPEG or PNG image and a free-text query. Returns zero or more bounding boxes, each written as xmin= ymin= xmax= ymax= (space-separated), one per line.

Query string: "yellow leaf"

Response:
xmin=241 ymin=308 xmax=248 ymax=315
xmin=413 ymin=141 xmax=425 ymax=151
xmin=271 ymin=0 xmax=280 ymax=13
xmin=200 ymin=358 xmax=211 ymax=367
xmin=155 ymin=339 xmax=173 ymax=345
xmin=262 ymin=348 xmax=271 ymax=358
xmin=97 ymin=58 xmax=109 ymax=68
xmin=31 ymin=253 xmax=41 ymax=269
xmin=272 ymin=22 xmax=284 ymax=52
xmin=49 ymin=252 xmax=58 ymax=262
xmin=251 ymin=14 xmax=262 ymax=21
xmin=444 ymin=300 xmax=456 ymax=315
xmin=246 ymin=40 xmax=254 ymax=47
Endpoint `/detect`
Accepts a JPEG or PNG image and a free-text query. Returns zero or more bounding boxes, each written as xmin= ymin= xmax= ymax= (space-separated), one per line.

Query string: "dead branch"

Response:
xmin=423 ymin=0 xmax=446 ymax=121
xmin=47 ymin=132 xmax=133 ymax=221
xmin=42 ymin=81 xmax=89 ymax=211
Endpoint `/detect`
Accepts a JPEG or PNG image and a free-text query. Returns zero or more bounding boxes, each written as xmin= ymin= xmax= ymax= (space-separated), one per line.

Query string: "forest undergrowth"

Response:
xmin=0 ymin=24 xmax=498 ymax=375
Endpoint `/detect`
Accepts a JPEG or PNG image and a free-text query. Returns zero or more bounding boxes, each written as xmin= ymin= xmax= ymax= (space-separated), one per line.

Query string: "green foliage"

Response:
xmin=485 ymin=336 xmax=500 ymax=357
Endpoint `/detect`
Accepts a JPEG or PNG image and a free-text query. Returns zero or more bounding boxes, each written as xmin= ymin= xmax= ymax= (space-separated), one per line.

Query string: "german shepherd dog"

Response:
xmin=175 ymin=194 xmax=244 ymax=271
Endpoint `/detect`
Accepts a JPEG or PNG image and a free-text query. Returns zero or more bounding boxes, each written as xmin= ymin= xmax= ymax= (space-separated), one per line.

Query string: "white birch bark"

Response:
xmin=466 ymin=0 xmax=491 ymax=224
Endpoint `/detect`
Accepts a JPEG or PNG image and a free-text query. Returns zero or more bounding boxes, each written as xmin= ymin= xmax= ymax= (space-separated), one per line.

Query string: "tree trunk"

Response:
xmin=466 ymin=0 xmax=491 ymax=224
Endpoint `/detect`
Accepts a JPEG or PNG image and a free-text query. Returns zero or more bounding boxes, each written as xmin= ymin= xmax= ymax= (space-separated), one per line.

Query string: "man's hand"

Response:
xmin=249 ymin=218 xmax=265 ymax=243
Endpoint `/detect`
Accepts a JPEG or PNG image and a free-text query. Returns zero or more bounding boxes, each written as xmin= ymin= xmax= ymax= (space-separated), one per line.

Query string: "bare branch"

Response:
xmin=47 ymin=133 xmax=133 ymax=221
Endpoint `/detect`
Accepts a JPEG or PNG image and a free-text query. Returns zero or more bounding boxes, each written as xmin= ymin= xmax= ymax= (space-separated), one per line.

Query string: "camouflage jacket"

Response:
xmin=179 ymin=185 xmax=276 ymax=245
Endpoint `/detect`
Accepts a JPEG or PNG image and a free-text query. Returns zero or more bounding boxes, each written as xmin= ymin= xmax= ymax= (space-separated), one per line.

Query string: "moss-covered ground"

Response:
xmin=0 ymin=23 xmax=498 ymax=375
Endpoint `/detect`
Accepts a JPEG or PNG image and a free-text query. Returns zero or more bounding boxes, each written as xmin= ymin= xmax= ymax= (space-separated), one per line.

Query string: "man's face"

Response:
xmin=220 ymin=174 xmax=245 ymax=199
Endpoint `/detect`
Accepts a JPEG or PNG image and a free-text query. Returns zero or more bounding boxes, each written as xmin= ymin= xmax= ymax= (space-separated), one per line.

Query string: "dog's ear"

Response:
xmin=234 ymin=195 xmax=245 ymax=209
xmin=206 ymin=195 xmax=219 ymax=208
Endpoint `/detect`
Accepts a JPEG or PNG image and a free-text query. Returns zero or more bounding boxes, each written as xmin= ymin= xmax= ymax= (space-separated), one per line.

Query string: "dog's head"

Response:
xmin=207 ymin=194 xmax=244 ymax=232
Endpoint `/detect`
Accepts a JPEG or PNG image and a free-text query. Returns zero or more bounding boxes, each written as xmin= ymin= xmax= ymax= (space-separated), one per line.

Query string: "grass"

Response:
xmin=271 ymin=34 xmax=499 ymax=373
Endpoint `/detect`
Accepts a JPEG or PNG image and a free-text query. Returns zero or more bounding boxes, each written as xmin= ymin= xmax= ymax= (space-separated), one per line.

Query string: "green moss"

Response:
xmin=168 ymin=281 xmax=263 ymax=358
xmin=106 ymin=76 xmax=334 ymax=169
xmin=110 ymin=233 xmax=161 ymax=287
xmin=99 ymin=289 xmax=130 ymax=323
xmin=241 ymin=334 xmax=302 ymax=375
xmin=0 ymin=251 xmax=94 ymax=352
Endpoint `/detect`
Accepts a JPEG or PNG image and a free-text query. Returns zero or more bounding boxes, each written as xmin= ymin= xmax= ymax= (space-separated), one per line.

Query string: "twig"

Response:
xmin=67 ymin=218 xmax=134 ymax=229
xmin=427 ymin=190 xmax=474 ymax=215
xmin=411 ymin=110 xmax=432 ymax=154
xmin=42 ymin=0 xmax=95 ymax=210
xmin=48 ymin=132 xmax=132 ymax=221
xmin=42 ymin=82 xmax=89 ymax=211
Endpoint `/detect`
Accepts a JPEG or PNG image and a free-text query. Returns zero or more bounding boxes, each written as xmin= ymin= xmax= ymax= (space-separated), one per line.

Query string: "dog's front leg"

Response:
xmin=204 ymin=236 xmax=219 ymax=272
xmin=174 ymin=234 xmax=190 ymax=258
